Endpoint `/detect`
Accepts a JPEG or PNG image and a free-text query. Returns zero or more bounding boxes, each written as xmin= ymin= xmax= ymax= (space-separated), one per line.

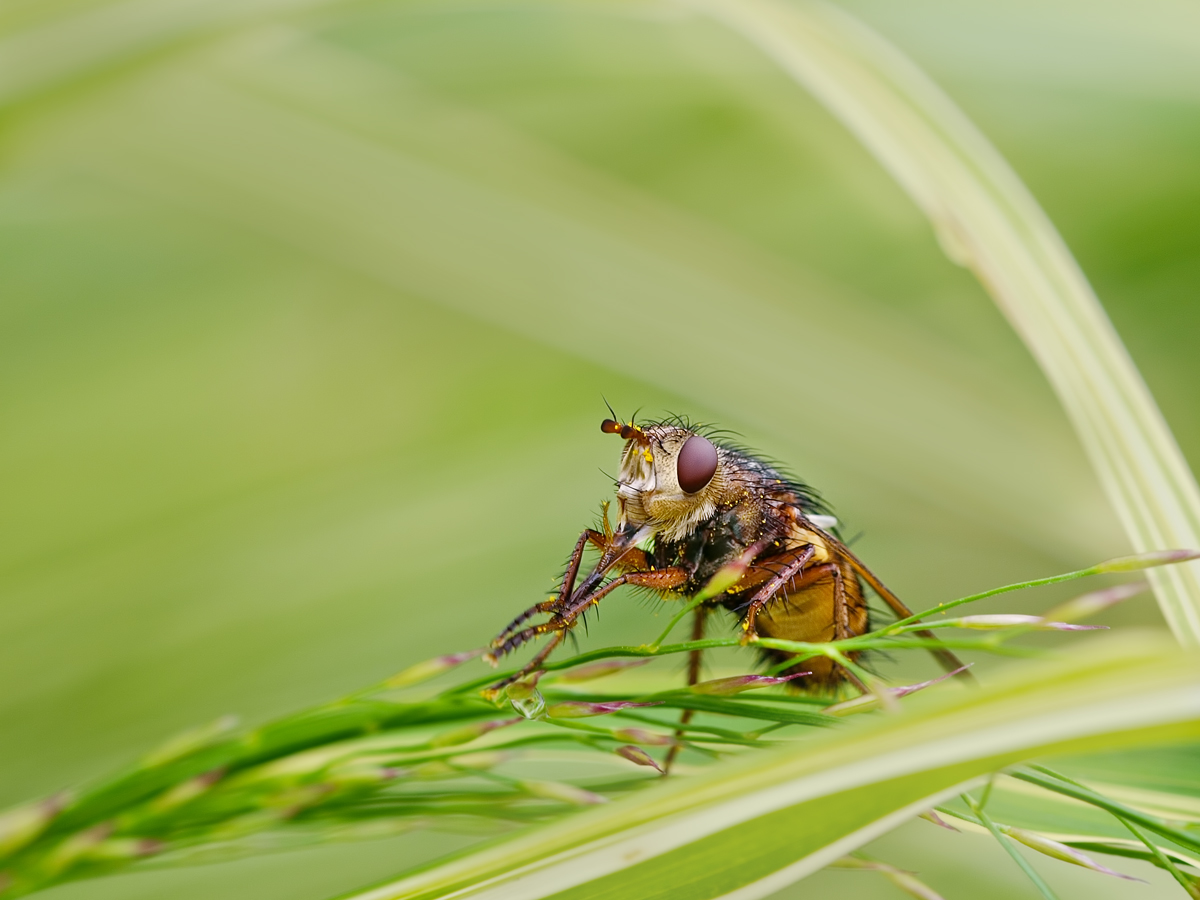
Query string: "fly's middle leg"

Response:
xmin=772 ymin=561 xmax=869 ymax=693
xmin=664 ymin=605 xmax=708 ymax=775
xmin=739 ymin=544 xmax=815 ymax=641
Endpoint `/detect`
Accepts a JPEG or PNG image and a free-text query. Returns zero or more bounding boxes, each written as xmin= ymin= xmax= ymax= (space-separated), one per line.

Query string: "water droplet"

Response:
xmin=511 ymin=691 xmax=544 ymax=719
xmin=506 ymin=682 xmax=545 ymax=719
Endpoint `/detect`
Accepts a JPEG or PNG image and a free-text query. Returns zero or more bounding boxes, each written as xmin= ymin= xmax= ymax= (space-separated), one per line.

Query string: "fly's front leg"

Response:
xmin=488 ymin=566 xmax=688 ymax=689
xmin=488 ymin=523 xmax=653 ymax=662
xmin=558 ymin=567 xmax=689 ymax=624
xmin=498 ymin=565 xmax=689 ymax=662
xmin=486 ymin=600 xmax=558 ymax=661
xmin=488 ymin=617 xmax=561 ymax=662
xmin=488 ymin=631 xmax=565 ymax=692
xmin=740 ymin=545 xmax=815 ymax=641
xmin=487 ymin=528 xmax=602 ymax=664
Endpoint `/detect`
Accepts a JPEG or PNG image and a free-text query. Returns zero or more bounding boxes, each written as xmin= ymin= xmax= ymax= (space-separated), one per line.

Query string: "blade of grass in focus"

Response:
xmin=690 ymin=0 xmax=1200 ymax=645
xmin=339 ymin=636 xmax=1200 ymax=900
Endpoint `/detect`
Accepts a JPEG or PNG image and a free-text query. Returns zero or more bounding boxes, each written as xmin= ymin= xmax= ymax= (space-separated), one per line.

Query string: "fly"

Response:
xmin=485 ymin=416 xmax=971 ymax=697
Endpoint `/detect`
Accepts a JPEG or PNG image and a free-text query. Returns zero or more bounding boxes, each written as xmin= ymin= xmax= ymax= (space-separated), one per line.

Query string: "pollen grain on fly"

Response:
xmin=486 ymin=413 xmax=971 ymax=699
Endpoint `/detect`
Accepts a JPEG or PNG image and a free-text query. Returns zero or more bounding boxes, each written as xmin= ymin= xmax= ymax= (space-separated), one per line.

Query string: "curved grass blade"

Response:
xmin=689 ymin=0 xmax=1200 ymax=645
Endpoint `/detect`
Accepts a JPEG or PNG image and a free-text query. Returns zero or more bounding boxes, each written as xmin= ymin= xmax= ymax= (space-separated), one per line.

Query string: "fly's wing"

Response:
xmin=812 ymin=525 xmax=976 ymax=683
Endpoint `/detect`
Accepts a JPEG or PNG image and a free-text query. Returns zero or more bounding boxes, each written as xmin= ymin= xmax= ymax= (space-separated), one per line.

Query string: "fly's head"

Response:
xmin=601 ymin=417 xmax=762 ymax=544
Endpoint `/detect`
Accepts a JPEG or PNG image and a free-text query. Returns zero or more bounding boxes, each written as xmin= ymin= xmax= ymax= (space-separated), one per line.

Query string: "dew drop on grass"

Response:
xmin=507 ymin=683 xmax=545 ymax=719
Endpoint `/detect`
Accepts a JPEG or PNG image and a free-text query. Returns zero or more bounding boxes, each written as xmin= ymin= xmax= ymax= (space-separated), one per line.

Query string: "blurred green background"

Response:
xmin=2 ymin=0 xmax=1198 ymax=897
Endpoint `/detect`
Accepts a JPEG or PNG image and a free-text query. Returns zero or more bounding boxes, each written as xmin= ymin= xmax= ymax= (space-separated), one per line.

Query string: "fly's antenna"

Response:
xmin=602 ymin=396 xmax=620 ymax=422
xmin=601 ymin=397 xmax=648 ymax=444
xmin=600 ymin=417 xmax=650 ymax=446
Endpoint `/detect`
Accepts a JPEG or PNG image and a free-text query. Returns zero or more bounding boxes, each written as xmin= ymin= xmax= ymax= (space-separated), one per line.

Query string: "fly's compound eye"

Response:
xmin=677 ymin=435 xmax=718 ymax=494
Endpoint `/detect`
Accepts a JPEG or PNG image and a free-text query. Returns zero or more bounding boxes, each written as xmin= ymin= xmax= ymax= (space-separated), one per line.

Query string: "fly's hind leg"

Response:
xmin=827 ymin=536 xmax=975 ymax=683
xmin=785 ymin=562 xmax=871 ymax=694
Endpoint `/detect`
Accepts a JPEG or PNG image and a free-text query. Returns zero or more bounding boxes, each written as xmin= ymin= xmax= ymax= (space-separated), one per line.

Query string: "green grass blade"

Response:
xmin=963 ymin=793 xmax=1061 ymax=900
xmin=1116 ymin=816 xmax=1200 ymax=898
xmin=690 ymin=0 xmax=1200 ymax=645
xmin=337 ymin=636 xmax=1200 ymax=900
xmin=1012 ymin=768 xmax=1200 ymax=853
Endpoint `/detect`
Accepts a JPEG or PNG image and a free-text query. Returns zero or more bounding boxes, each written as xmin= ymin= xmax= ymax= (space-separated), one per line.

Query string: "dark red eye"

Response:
xmin=677 ymin=435 xmax=718 ymax=493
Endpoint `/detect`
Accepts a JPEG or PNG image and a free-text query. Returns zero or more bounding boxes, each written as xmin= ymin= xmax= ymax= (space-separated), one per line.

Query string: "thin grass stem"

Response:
xmin=1115 ymin=815 xmax=1200 ymax=898
xmin=963 ymin=792 xmax=1062 ymax=900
